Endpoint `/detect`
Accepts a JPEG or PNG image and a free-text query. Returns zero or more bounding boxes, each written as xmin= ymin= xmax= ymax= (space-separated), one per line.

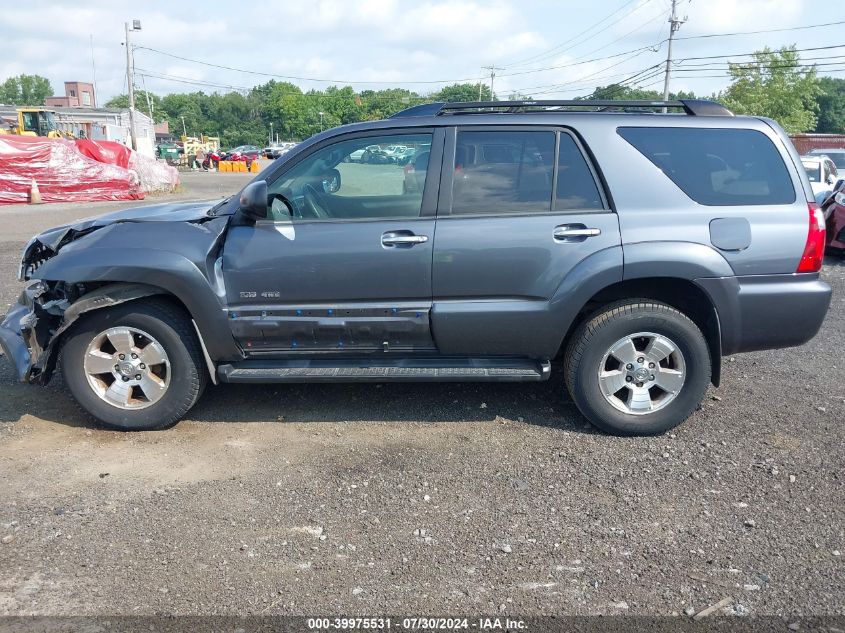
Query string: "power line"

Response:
xmin=675 ymin=53 xmax=845 ymax=67
xmin=136 ymin=46 xmax=479 ymax=85
xmin=674 ymin=19 xmax=845 ymax=41
xmin=134 ymin=25 xmax=845 ymax=99
xmin=503 ymin=0 xmax=653 ymax=68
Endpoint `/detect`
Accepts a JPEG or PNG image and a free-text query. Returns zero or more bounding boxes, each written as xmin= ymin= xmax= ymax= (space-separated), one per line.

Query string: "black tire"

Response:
xmin=60 ymin=299 xmax=208 ymax=431
xmin=563 ymin=300 xmax=710 ymax=436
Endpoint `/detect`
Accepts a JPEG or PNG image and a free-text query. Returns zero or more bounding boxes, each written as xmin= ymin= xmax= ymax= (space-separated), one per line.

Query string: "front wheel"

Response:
xmin=564 ymin=300 xmax=711 ymax=436
xmin=61 ymin=299 xmax=208 ymax=431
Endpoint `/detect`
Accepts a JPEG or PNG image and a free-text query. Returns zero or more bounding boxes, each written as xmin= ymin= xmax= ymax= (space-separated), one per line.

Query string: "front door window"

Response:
xmin=267 ymin=133 xmax=433 ymax=222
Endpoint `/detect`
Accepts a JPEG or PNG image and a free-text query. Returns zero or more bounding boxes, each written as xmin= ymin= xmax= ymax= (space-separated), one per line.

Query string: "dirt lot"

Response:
xmin=0 ymin=171 xmax=843 ymax=618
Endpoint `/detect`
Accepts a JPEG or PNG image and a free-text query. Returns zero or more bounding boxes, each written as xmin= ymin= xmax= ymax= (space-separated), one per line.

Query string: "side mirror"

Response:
xmin=322 ymin=168 xmax=341 ymax=194
xmin=237 ymin=180 xmax=268 ymax=221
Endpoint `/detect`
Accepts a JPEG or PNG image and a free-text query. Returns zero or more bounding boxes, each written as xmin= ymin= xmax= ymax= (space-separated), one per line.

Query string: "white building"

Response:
xmin=0 ymin=105 xmax=156 ymax=157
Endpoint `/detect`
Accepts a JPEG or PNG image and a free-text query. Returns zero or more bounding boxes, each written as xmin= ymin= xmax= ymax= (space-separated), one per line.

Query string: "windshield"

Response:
xmin=43 ymin=112 xmax=58 ymax=131
xmin=810 ymin=150 xmax=845 ymax=169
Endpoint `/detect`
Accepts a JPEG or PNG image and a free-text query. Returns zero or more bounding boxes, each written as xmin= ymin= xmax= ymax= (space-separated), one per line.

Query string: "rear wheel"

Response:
xmin=61 ymin=299 xmax=207 ymax=431
xmin=564 ymin=300 xmax=710 ymax=436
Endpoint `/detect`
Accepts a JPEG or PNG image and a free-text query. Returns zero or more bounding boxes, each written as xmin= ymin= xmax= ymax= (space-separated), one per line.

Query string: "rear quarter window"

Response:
xmin=618 ymin=127 xmax=796 ymax=206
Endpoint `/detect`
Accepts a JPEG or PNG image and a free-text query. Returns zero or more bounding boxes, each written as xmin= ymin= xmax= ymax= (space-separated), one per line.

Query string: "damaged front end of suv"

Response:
xmin=0 ymin=199 xmax=237 ymax=385
xmin=0 ymin=277 xmax=175 ymax=384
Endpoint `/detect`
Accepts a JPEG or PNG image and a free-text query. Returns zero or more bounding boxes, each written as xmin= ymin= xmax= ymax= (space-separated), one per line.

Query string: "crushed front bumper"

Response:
xmin=0 ymin=280 xmax=67 ymax=384
xmin=0 ymin=300 xmax=35 ymax=382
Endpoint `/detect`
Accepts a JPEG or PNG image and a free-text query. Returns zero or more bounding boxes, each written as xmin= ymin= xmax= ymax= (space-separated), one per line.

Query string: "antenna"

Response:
xmin=89 ymin=34 xmax=97 ymax=106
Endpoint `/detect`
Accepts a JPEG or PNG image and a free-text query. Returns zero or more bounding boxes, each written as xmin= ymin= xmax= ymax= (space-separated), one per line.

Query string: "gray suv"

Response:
xmin=0 ymin=100 xmax=832 ymax=435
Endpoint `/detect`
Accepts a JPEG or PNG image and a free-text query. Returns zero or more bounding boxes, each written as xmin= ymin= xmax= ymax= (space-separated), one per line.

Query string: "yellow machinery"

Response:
xmin=0 ymin=108 xmax=73 ymax=138
xmin=179 ymin=134 xmax=221 ymax=167
xmin=181 ymin=134 xmax=220 ymax=155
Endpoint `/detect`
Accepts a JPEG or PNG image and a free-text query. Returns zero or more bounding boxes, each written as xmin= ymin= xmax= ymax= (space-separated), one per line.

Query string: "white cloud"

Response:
xmin=0 ymin=0 xmax=832 ymax=104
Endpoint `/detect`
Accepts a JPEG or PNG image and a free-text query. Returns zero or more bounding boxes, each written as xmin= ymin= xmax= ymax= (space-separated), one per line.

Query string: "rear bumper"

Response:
xmin=695 ymin=273 xmax=832 ymax=355
xmin=0 ymin=300 xmax=35 ymax=382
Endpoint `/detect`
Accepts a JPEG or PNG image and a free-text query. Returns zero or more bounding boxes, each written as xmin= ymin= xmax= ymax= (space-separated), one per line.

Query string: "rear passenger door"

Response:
xmin=431 ymin=126 xmax=622 ymax=357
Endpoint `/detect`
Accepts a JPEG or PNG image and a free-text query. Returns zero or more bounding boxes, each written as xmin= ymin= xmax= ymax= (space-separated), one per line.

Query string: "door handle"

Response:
xmin=553 ymin=225 xmax=601 ymax=241
xmin=382 ymin=231 xmax=429 ymax=247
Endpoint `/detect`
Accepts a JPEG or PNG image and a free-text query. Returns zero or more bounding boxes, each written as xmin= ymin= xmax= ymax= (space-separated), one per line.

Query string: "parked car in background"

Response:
xmin=1 ymin=99 xmax=832 ymax=436
xmin=393 ymin=146 xmax=418 ymax=165
xmin=821 ymin=179 xmax=845 ymax=254
xmin=224 ymin=145 xmax=261 ymax=161
xmin=807 ymin=148 xmax=845 ymax=172
xmin=264 ymin=142 xmax=297 ymax=159
xmin=382 ymin=145 xmax=409 ymax=162
xmin=264 ymin=143 xmax=283 ymax=159
xmin=348 ymin=145 xmax=381 ymax=163
xmin=801 ymin=155 xmax=839 ymax=202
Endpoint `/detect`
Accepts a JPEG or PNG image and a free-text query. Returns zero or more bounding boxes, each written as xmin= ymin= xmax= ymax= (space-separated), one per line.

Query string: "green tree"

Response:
xmin=432 ymin=83 xmax=492 ymax=102
xmin=105 ymin=90 xmax=165 ymax=122
xmin=588 ymin=84 xmax=696 ymax=101
xmin=0 ymin=74 xmax=54 ymax=105
xmin=720 ymin=46 xmax=821 ymax=133
xmin=815 ymin=77 xmax=845 ymax=133
xmin=359 ymin=88 xmax=422 ymax=120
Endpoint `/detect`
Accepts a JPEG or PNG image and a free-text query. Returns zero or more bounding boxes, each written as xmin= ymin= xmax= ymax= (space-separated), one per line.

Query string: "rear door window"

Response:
xmin=452 ymin=130 xmax=555 ymax=214
xmin=618 ymin=127 xmax=796 ymax=205
xmin=556 ymin=133 xmax=604 ymax=210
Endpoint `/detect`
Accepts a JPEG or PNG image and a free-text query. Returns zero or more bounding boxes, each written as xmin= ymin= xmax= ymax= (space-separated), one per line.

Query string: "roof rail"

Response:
xmin=390 ymin=99 xmax=733 ymax=118
xmin=389 ymin=103 xmax=445 ymax=118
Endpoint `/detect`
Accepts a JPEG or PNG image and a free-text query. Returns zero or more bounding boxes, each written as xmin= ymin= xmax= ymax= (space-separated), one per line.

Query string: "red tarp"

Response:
xmin=74 ymin=138 xmax=180 ymax=193
xmin=74 ymin=138 xmax=133 ymax=169
xmin=0 ymin=135 xmax=144 ymax=204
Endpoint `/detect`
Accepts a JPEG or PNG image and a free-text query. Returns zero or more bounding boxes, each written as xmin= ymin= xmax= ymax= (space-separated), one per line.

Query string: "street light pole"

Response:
xmin=318 ymin=111 xmax=324 ymax=133
xmin=269 ymin=122 xmax=273 ymax=145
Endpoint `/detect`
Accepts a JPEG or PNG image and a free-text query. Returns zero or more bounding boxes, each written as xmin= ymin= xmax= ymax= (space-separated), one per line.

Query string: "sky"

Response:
xmin=0 ymin=0 xmax=841 ymax=105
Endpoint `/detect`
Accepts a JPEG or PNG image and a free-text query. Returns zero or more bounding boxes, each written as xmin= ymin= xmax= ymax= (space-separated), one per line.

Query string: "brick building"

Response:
xmin=45 ymin=81 xmax=96 ymax=109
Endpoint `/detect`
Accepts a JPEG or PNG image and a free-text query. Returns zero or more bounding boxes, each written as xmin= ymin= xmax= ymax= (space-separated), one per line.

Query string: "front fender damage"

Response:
xmin=0 ymin=281 xmax=163 ymax=384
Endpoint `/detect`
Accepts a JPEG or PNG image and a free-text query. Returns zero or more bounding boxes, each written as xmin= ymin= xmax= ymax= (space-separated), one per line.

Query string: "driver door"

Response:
xmin=222 ymin=129 xmax=443 ymax=356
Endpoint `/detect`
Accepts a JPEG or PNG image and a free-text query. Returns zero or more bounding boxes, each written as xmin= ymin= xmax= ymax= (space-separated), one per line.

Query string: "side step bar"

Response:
xmin=218 ymin=358 xmax=551 ymax=384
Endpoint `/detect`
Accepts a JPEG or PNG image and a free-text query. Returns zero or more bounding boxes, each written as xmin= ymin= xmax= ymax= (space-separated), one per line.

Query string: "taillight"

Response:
xmin=796 ymin=202 xmax=826 ymax=273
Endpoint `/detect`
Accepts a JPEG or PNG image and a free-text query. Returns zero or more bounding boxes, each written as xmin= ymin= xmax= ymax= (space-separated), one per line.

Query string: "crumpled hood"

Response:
xmin=30 ymin=200 xmax=220 ymax=251
xmin=33 ymin=199 xmax=220 ymax=251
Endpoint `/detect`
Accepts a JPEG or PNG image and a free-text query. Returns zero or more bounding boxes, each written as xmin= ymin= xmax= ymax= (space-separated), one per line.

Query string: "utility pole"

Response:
xmin=662 ymin=0 xmax=686 ymax=106
xmin=124 ymin=20 xmax=141 ymax=150
xmin=141 ymin=74 xmax=154 ymax=124
xmin=482 ymin=65 xmax=503 ymax=101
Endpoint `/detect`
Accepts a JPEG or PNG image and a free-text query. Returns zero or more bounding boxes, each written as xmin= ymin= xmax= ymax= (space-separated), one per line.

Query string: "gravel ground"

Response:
xmin=0 ymin=172 xmax=842 ymax=618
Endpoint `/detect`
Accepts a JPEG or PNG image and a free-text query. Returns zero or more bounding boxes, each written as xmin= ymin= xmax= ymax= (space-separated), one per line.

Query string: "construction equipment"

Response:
xmin=0 ymin=108 xmax=73 ymax=138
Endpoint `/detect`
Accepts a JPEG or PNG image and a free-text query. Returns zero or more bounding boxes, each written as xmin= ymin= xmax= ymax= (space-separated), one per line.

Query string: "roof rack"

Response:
xmin=390 ymin=99 xmax=733 ymax=118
